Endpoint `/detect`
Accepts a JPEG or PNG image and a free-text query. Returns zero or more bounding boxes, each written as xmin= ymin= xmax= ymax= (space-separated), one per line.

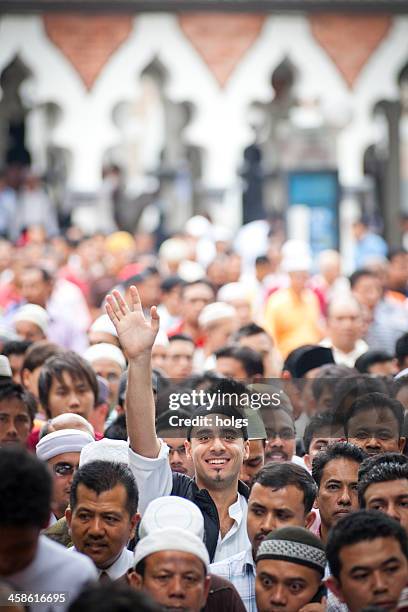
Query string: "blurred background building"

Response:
xmin=0 ymin=0 xmax=408 ymax=266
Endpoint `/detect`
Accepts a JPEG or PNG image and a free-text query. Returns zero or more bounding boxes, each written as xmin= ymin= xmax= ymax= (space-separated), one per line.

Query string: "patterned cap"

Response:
xmin=256 ymin=526 xmax=326 ymax=576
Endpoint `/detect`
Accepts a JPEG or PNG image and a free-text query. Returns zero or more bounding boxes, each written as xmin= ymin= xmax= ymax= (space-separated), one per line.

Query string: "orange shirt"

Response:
xmin=264 ymin=287 xmax=323 ymax=358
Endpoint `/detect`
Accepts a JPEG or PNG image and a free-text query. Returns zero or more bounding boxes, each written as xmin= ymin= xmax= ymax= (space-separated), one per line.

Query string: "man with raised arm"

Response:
xmin=106 ymin=287 xmax=251 ymax=563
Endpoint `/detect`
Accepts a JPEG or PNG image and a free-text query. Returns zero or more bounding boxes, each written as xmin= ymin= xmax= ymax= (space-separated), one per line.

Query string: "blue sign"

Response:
xmin=287 ymin=170 xmax=340 ymax=255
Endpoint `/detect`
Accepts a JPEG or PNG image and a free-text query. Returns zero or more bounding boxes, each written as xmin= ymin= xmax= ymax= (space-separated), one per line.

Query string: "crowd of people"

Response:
xmin=0 ymin=212 xmax=408 ymax=612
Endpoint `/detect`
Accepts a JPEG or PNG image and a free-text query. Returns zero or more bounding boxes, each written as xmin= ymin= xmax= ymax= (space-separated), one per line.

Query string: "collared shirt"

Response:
xmin=214 ymin=494 xmax=250 ymax=562
xmin=320 ymin=338 xmax=368 ymax=368
xmin=210 ymin=547 xmax=256 ymax=612
xmin=8 ymin=535 xmax=97 ymax=612
xmin=128 ymin=441 xmax=250 ymax=562
xmin=97 ymin=547 xmax=134 ymax=581
xmin=71 ymin=546 xmax=133 ymax=581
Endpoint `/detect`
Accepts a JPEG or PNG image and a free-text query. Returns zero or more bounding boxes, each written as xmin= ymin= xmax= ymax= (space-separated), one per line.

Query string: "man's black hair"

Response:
xmin=104 ymin=414 xmax=127 ymax=441
xmin=124 ymin=266 xmax=160 ymax=290
xmin=232 ymin=323 xmax=267 ymax=342
xmin=253 ymin=462 xmax=317 ymax=513
xmin=326 ymin=510 xmax=408 ymax=580
xmin=39 ymin=351 xmax=98 ymax=418
xmin=2 ymin=339 xmax=31 ymax=357
xmin=349 ymin=269 xmax=377 ymax=289
xmin=358 ymin=453 xmax=408 ymax=507
xmin=156 ymin=408 xmax=190 ymax=438
xmin=168 ymin=333 xmax=195 ymax=344
xmin=255 ymin=255 xmax=270 ymax=266
xmin=0 ymin=381 xmax=36 ymax=421
xmin=395 ymin=333 xmax=408 ymax=367
xmin=311 ymin=366 xmax=356 ymax=404
xmin=70 ymin=460 xmax=138 ymax=516
xmin=0 ymin=447 xmax=52 ymax=527
xmin=215 ymin=345 xmax=264 ymax=378
xmin=22 ymin=340 xmax=63 ymax=372
xmin=312 ymin=441 xmax=367 ymax=488
xmin=303 ymin=412 xmax=344 ymax=454
xmin=68 ymin=583 xmax=161 ymax=612
xmin=354 ymin=350 xmax=394 ymax=374
xmin=160 ymin=275 xmax=185 ymax=293
xmin=344 ymin=392 xmax=404 ymax=437
xmin=186 ymin=404 xmax=249 ymax=441
xmin=331 ymin=376 xmax=389 ymax=424
xmin=185 ymin=378 xmax=250 ymax=440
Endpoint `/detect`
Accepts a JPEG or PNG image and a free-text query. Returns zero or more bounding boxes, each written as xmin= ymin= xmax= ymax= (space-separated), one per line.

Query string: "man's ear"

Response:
xmin=65 ymin=507 xmax=72 ymax=528
xmin=243 ymin=440 xmax=250 ymax=461
xmin=201 ymin=575 xmax=211 ymax=608
xmin=185 ymin=440 xmax=192 ymax=459
xmin=128 ymin=569 xmax=143 ymax=590
xmin=305 ymin=510 xmax=316 ymax=529
xmin=325 ymin=576 xmax=345 ymax=603
xmin=398 ymin=437 xmax=406 ymax=453
xmin=129 ymin=512 xmax=141 ymax=539
xmin=304 ymin=453 xmax=312 ymax=471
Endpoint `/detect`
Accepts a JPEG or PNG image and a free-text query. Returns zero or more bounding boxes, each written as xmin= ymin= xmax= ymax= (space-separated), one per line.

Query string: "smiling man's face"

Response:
xmin=186 ymin=414 xmax=249 ymax=491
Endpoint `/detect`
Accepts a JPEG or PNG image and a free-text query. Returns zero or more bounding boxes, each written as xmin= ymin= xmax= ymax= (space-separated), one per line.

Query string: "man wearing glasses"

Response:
xmin=36 ymin=428 xmax=93 ymax=525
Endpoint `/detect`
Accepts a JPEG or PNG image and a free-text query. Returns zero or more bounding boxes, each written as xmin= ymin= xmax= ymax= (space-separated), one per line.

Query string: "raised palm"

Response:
xmin=105 ymin=286 xmax=160 ymax=360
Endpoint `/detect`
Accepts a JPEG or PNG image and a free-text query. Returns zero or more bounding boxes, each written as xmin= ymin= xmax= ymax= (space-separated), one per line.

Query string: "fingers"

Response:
xmin=129 ymin=285 xmax=142 ymax=312
xmin=105 ymin=301 xmax=118 ymax=324
xmin=105 ymin=294 xmax=122 ymax=321
xmin=112 ymin=290 xmax=129 ymax=317
xmin=150 ymin=305 xmax=160 ymax=335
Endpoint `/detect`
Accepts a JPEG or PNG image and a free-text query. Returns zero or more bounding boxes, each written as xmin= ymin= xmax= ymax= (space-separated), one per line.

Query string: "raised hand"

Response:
xmin=105 ymin=286 xmax=160 ymax=360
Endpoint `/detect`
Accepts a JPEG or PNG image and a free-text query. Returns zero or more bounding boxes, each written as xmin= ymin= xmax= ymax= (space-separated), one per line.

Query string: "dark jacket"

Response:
xmin=170 ymin=472 xmax=250 ymax=562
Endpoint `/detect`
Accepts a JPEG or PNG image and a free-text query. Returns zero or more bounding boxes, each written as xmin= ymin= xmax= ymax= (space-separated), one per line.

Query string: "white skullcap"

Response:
xmin=89 ymin=314 xmax=118 ymax=338
xmin=0 ymin=355 xmax=12 ymax=378
xmin=185 ymin=215 xmax=212 ymax=238
xmin=178 ymin=260 xmax=206 ymax=283
xmin=217 ymin=282 xmax=249 ymax=303
xmin=36 ymin=429 xmax=94 ymax=461
xmin=281 ymin=240 xmax=312 ymax=273
xmin=79 ymin=439 xmax=129 ymax=467
xmin=83 ymin=343 xmax=126 ymax=370
xmin=153 ymin=329 xmax=169 ymax=348
xmin=159 ymin=238 xmax=189 ymax=262
xmin=140 ymin=496 xmax=204 ymax=540
xmin=13 ymin=304 xmax=49 ymax=335
xmin=134 ymin=527 xmax=209 ymax=570
xmin=198 ymin=302 xmax=236 ymax=328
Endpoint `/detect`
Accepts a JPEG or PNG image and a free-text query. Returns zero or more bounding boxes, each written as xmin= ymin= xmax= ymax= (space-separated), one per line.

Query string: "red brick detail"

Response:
xmin=43 ymin=14 xmax=133 ymax=90
xmin=178 ymin=13 xmax=266 ymax=87
xmin=309 ymin=14 xmax=392 ymax=88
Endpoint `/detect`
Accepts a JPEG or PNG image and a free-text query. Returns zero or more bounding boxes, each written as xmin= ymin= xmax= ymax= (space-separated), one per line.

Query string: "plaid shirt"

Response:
xmin=210 ymin=547 xmax=256 ymax=612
